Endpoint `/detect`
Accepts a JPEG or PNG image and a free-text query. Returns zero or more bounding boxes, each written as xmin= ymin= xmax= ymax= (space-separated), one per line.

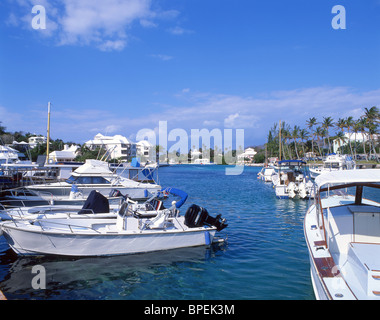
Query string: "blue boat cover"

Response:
xmin=142 ymin=168 xmax=155 ymax=180
xmin=161 ymin=187 xmax=188 ymax=208
xmin=131 ymin=157 xmax=140 ymax=167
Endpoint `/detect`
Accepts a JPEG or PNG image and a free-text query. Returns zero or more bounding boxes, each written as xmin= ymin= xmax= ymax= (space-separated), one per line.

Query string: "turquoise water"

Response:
xmin=0 ymin=165 xmax=315 ymax=300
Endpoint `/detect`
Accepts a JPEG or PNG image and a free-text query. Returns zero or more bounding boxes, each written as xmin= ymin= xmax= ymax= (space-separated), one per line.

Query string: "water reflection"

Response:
xmin=0 ymin=243 xmax=226 ymax=300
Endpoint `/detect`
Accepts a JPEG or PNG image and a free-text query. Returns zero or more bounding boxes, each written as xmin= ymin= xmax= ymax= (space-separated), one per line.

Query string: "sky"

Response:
xmin=0 ymin=0 xmax=380 ymax=150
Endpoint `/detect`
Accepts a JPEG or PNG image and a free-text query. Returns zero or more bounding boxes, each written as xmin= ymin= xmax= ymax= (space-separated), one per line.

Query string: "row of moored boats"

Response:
xmin=259 ymin=154 xmax=380 ymax=300
xmin=0 ymin=159 xmax=227 ymax=257
xmin=2 ymin=154 xmax=380 ymax=300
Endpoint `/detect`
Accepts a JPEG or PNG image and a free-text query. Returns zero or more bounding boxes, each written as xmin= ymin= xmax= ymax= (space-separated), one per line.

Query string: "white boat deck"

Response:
xmin=326 ymin=203 xmax=380 ymax=299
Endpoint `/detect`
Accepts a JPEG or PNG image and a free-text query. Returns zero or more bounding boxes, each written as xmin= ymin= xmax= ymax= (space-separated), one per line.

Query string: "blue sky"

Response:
xmin=0 ymin=0 xmax=380 ymax=149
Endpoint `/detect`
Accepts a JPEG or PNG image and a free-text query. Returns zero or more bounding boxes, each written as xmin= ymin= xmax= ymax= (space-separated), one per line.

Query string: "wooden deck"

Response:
xmin=0 ymin=290 xmax=7 ymax=300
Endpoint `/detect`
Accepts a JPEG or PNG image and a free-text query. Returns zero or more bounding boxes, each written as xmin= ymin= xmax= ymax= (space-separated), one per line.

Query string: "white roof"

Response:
xmin=73 ymin=160 xmax=113 ymax=176
xmin=137 ymin=140 xmax=153 ymax=147
xmin=315 ymin=169 xmax=380 ymax=189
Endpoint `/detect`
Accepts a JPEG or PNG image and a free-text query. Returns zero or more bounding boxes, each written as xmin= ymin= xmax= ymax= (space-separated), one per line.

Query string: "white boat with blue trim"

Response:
xmin=304 ymin=169 xmax=380 ymax=300
xmin=0 ymin=190 xmax=227 ymax=256
xmin=18 ymin=159 xmax=161 ymax=202
xmin=272 ymin=160 xmax=315 ymax=199
xmin=257 ymin=166 xmax=276 ymax=182
xmin=309 ymin=153 xmax=356 ymax=179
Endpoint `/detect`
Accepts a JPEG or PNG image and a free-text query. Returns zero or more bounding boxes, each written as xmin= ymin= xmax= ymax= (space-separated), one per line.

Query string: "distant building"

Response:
xmin=332 ymin=132 xmax=380 ymax=153
xmin=28 ymin=136 xmax=47 ymax=148
xmin=48 ymin=144 xmax=79 ymax=163
xmin=85 ymin=133 xmax=136 ymax=161
xmin=136 ymin=140 xmax=155 ymax=163
xmin=238 ymin=147 xmax=257 ymax=163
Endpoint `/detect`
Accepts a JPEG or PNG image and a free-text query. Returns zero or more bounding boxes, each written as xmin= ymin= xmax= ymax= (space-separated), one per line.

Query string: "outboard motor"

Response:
xmin=184 ymin=204 xmax=227 ymax=231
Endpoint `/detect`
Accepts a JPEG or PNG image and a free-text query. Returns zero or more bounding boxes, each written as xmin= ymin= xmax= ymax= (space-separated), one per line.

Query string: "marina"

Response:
xmin=0 ymin=165 xmax=315 ymax=300
xmin=0 ymin=0 xmax=379 ymax=302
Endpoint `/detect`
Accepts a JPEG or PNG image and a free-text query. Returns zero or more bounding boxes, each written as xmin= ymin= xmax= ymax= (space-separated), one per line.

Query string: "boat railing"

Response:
xmin=30 ymin=219 xmax=103 ymax=234
xmin=0 ymin=198 xmax=41 ymax=209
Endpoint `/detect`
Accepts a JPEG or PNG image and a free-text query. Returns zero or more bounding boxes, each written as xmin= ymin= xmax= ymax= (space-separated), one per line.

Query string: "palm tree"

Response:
xmin=336 ymin=118 xmax=346 ymax=133
xmin=352 ymin=119 xmax=361 ymax=160
xmin=357 ymin=118 xmax=368 ymax=160
xmin=306 ymin=117 xmax=317 ymax=157
xmin=282 ymin=124 xmax=292 ymax=159
xmin=322 ymin=116 xmax=334 ymax=154
xmin=291 ymin=125 xmax=300 ymax=159
xmin=299 ymin=128 xmax=309 ymax=158
xmin=315 ymin=126 xmax=323 ymax=157
xmin=345 ymin=116 xmax=354 ymax=156
xmin=363 ymin=106 xmax=380 ymax=161
xmin=335 ymin=131 xmax=347 ymax=154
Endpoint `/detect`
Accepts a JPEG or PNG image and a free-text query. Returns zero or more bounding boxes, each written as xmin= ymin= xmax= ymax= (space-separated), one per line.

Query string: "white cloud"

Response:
xmin=59 ymin=0 xmax=151 ymax=45
xmin=224 ymin=113 xmax=239 ymax=127
xmin=2 ymin=87 xmax=380 ymax=144
xmin=149 ymin=54 xmax=174 ymax=61
xmin=97 ymin=39 xmax=127 ymax=51
xmin=168 ymin=26 xmax=193 ymax=35
xmin=9 ymin=0 xmax=179 ymax=51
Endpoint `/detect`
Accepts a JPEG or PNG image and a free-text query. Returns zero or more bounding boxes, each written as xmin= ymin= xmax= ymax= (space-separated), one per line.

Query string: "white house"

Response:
xmin=48 ymin=144 xmax=79 ymax=163
xmin=238 ymin=147 xmax=257 ymax=163
xmin=28 ymin=136 xmax=47 ymax=148
xmin=136 ymin=140 xmax=155 ymax=163
xmin=332 ymin=132 xmax=379 ymax=153
xmin=85 ymin=133 xmax=137 ymax=161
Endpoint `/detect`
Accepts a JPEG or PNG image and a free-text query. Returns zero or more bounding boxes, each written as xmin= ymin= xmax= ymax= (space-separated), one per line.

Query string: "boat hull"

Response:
xmin=1 ymin=223 xmax=216 ymax=257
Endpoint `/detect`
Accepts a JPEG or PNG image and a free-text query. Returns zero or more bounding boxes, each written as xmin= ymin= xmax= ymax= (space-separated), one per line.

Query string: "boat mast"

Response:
xmin=46 ymin=101 xmax=51 ymax=164
xmin=279 ymin=120 xmax=282 ymax=161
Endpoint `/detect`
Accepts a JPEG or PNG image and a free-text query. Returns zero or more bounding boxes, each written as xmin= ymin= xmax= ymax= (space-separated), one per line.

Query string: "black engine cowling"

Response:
xmin=184 ymin=204 xmax=227 ymax=231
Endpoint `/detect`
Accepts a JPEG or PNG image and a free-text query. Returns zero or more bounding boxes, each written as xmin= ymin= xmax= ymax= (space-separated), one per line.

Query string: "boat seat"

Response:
xmin=348 ymin=243 xmax=380 ymax=296
xmin=145 ymin=199 xmax=165 ymax=211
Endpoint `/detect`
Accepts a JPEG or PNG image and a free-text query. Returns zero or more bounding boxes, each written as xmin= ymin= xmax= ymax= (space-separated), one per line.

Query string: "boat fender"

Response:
xmin=205 ymin=231 xmax=211 ymax=245
xmin=0 ymin=228 xmax=2 ymax=236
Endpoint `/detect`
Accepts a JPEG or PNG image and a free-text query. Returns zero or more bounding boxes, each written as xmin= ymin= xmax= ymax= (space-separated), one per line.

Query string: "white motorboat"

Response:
xmin=257 ymin=166 xmax=276 ymax=182
xmin=192 ymin=159 xmax=214 ymax=165
xmin=0 ymin=190 xmax=122 ymax=221
xmin=0 ymin=198 xmax=228 ymax=256
xmin=0 ymin=187 xmax=188 ymax=221
xmin=273 ymin=160 xmax=315 ymax=199
xmin=309 ymin=154 xmax=356 ymax=179
xmin=20 ymin=159 xmax=161 ymax=201
xmin=304 ymin=169 xmax=380 ymax=300
xmin=0 ymin=145 xmax=20 ymax=165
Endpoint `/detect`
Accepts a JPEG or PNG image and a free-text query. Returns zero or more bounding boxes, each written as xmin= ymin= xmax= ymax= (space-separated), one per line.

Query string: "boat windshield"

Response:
xmin=65 ymin=176 xmax=111 ymax=185
xmin=320 ymin=183 xmax=380 ymax=207
xmin=324 ymin=162 xmax=340 ymax=169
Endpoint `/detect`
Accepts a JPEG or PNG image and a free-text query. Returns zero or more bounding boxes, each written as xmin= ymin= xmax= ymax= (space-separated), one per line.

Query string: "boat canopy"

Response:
xmin=73 ymin=160 xmax=113 ymax=176
xmin=315 ymin=169 xmax=380 ymax=189
xmin=161 ymin=187 xmax=188 ymax=208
